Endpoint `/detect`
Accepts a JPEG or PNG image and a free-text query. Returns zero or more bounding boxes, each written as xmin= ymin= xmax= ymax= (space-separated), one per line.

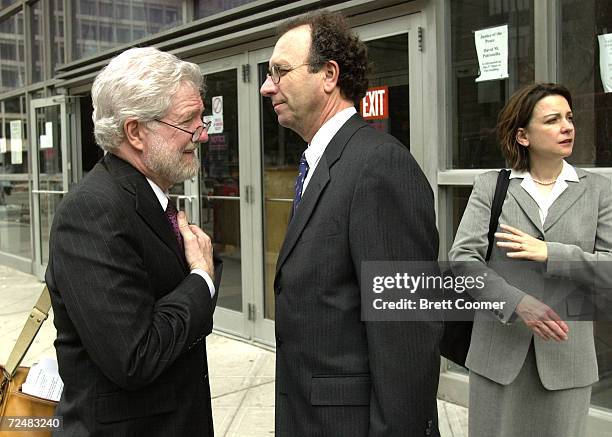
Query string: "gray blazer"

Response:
xmin=449 ymin=167 xmax=612 ymax=390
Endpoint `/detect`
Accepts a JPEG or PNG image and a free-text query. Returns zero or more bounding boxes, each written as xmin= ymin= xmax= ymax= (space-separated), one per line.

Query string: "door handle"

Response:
xmin=31 ymin=190 xmax=68 ymax=194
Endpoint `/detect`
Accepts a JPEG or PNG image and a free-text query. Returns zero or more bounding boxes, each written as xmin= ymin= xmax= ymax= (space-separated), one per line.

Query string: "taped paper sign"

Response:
xmin=598 ymin=33 xmax=612 ymax=93
xmin=40 ymin=121 xmax=54 ymax=149
xmin=206 ymin=95 xmax=224 ymax=134
xmin=9 ymin=120 xmax=22 ymax=164
xmin=474 ymin=25 xmax=509 ymax=82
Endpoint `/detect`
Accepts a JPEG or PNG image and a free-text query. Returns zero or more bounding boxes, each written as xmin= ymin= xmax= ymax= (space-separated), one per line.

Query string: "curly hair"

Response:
xmin=497 ymin=83 xmax=573 ymax=171
xmin=278 ymin=11 xmax=369 ymax=103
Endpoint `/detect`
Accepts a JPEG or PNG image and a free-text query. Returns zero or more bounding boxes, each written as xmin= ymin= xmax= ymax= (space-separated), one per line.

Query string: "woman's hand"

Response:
xmin=495 ymin=224 xmax=548 ymax=262
xmin=515 ymin=295 xmax=569 ymax=341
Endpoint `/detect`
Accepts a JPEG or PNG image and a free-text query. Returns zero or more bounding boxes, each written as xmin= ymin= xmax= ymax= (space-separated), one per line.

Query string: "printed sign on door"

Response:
xmin=360 ymin=86 xmax=389 ymax=120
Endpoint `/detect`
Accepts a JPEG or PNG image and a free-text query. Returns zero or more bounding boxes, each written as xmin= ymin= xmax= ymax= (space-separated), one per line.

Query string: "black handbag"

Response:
xmin=440 ymin=169 xmax=510 ymax=367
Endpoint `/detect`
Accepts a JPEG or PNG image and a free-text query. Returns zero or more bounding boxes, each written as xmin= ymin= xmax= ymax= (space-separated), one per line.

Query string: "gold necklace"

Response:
xmin=531 ymin=178 xmax=557 ymax=186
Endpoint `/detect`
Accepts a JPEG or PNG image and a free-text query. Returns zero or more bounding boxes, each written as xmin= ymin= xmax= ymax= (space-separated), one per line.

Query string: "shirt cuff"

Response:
xmin=190 ymin=268 xmax=216 ymax=297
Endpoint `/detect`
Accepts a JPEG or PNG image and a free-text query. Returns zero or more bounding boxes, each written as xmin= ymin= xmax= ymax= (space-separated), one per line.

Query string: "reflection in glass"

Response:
xmin=559 ymin=0 xmax=612 ymax=167
xmin=194 ymin=0 xmax=257 ymax=20
xmin=0 ymin=180 xmax=31 ymax=258
xmin=199 ymin=69 xmax=242 ymax=312
xmin=1 ymin=0 xmax=20 ymax=8
xmin=52 ymin=0 xmax=65 ymax=73
xmin=593 ymin=321 xmax=612 ymax=411
xmin=360 ymin=34 xmax=410 ymax=147
xmin=71 ymin=0 xmax=183 ymax=60
xmin=0 ymin=96 xmax=31 ymax=258
xmin=444 ymin=184 xmax=475 ymax=377
xmin=40 ymin=193 xmax=63 ymax=264
xmin=34 ymin=106 xmax=64 ymax=264
xmin=0 ymin=11 xmax=25 ymax=93
xmin=2 ymin=96 xmax=28 ymax=174
xmin=31 ymin=1 xmax=43 ymax=83
xmin=450 ymin=0 xmax=534 ymax=168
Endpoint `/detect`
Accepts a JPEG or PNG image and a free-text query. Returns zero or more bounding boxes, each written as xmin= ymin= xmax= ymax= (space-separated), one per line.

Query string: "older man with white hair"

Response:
xmin=45 ymin=47 xmax=221 ymax=436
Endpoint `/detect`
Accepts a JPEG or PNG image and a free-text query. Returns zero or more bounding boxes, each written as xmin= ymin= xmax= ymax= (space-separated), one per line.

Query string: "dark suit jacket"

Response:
xmin=274 ymin=114 xmax=444 ymax=437
xmin=45 ymin=153 xmax=221 ymax=436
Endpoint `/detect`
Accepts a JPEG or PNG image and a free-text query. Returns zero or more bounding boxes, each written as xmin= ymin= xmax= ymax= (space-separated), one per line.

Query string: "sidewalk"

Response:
xmin=0 ymin=265 xmax=468 ymax=436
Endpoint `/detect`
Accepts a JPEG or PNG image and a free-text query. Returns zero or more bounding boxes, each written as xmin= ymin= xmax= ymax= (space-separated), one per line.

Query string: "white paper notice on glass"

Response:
xmin=598 ymin=33 xmax=612 ymax=93
xmin=474 ymin=24 xmax=509 ymax=82
xmin=9 ymin=120 xmax=23 ymax=164
xmin=40 ymin=122 xmax=54 ymax=149
xmin=0 ymin=138 xmax=6 ymax=153
xmin=21 ymin=357 xmax=64 ymax=402
xmin=206 ymin=95 xmax=224 ymax=134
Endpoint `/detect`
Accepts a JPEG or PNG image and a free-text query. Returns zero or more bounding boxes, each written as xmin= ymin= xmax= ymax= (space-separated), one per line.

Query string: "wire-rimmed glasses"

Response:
xmin=155 ymin=118 xmax=212 ymax=142
xmin=267 ymin=63 xmax=314 ymax=84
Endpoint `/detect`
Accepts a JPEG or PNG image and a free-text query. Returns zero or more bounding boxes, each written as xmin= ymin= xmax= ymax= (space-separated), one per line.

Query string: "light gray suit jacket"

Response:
xmin=449 ymin=167 xmax=612 ymax=390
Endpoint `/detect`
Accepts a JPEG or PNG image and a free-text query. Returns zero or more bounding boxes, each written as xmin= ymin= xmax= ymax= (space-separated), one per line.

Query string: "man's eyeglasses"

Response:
xmin=155 ymin=118 xmax=212 ymax=142
xmin=267 ymin=63 xmax=314 ymax=84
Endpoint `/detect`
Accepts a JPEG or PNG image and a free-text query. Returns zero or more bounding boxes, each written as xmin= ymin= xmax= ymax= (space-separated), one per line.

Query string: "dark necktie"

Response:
xmin=165 ymin=199 xmax=184 ymax=251
xmin=292 ymin=152 xmax=310 ymax=218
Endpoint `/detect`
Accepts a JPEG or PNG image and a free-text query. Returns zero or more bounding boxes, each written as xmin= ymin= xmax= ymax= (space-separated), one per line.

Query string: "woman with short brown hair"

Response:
xmin=450 ymin=83 xmax=612 ymax=437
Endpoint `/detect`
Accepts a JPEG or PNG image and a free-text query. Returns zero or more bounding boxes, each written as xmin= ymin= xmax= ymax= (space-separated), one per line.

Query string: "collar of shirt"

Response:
xmin=509 ymin=160 xmax=579 ymax=223
xmin=146 ymin=178 xmax=169 ymax=211
xmin=302 ymin=106 xmax=357 ymax=193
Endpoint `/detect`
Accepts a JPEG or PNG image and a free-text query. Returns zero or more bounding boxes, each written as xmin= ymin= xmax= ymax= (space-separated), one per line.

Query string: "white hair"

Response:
xmin=91 ymin=47 xmax=204 ymax=151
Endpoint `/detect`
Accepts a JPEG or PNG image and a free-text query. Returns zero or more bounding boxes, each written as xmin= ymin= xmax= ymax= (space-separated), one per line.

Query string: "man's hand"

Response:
xmin=515 ymin=294 xmax=569 ymax=341
xmin=177 ymin=211 xmax=214 ymax=280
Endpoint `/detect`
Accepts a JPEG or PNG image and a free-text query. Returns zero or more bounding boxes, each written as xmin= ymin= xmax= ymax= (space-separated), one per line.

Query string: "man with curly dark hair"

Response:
xmin=261 ymin=10 xmax=443 ymax=437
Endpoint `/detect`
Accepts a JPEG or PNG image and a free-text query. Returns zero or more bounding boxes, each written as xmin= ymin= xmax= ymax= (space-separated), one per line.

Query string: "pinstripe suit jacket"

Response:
xmin=45 ymin=153 xmax=221 ymax=436
xmin=273 ymin=114 xmax=444 ymax=437
xmin=449 ymin=168 xmax=612 ymax=389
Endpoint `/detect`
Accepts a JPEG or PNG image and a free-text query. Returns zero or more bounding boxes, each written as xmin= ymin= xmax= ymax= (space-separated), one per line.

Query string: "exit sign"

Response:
xmin=360 ymin=86 xmax=389 ymax=120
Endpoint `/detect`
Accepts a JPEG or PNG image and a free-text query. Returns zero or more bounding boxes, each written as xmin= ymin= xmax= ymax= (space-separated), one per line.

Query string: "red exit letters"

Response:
xmin=360 ymin=86 xmax=389 ymax=120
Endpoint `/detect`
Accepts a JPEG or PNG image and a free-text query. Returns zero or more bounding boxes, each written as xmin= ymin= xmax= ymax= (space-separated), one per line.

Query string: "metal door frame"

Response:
xmin=248 ymin=13 xmax=427 ymax=346
xmin=192 ymin=54 xmax=255 ymax=339
xmin=29 ymin=96 xmax=71 ymax=279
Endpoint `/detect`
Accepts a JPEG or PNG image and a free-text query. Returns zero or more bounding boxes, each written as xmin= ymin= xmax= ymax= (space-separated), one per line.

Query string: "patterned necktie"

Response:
xmin=165 ymin=199 xmax=184 ymax=251
xmin=292 ymin=152 xmax=310 ymax=218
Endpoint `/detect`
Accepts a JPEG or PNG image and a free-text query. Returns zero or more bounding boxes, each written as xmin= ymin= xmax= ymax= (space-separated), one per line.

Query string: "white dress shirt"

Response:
xmin=509 ymin=160 xmax=579 ymax=225
xmin=147 ymin=178 xmax=216 ymax=297
xmin=301 ymin=106 xmax=357 ymax=194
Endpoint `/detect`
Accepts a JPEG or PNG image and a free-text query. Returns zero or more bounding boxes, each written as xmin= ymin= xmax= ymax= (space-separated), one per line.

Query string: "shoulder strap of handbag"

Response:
xmin=4 ymin=285 xmax=52 ymax=379
xmin=485 ymin=169 xmax=511 ymax=262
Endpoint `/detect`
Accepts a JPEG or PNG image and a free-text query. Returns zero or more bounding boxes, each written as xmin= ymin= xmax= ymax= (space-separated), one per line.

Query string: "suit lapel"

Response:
xmin=507 ymin=180 xmax=544 ymax=235
xmin=276 ymin=155 xmax=330 ymax=274
xmin=275 ymin=114 xmax=367 ymax=275
xmin=104 ymin=154 xmax=187 ymax=269
xmin=543 ymin=173 xmax=587 ymax=232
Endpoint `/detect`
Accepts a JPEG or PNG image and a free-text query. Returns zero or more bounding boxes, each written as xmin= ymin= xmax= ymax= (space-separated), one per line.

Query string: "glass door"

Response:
xmin=30 ymin=96 xmax=72 ymax=279
xmin=191 ymin=54 xmax=256 ymax=338
xmin=253 ymin=13 xmax=426 ymax=345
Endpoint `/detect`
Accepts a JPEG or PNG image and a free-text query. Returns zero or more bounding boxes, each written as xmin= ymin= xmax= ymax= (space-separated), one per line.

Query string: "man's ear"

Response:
xmin=124 ymin=118 xmax=146 ymax=151
xmin=516 ymin=128 xmax=529 ymax=147
xmin=322 ymin=60 xmax=340 ymax=93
